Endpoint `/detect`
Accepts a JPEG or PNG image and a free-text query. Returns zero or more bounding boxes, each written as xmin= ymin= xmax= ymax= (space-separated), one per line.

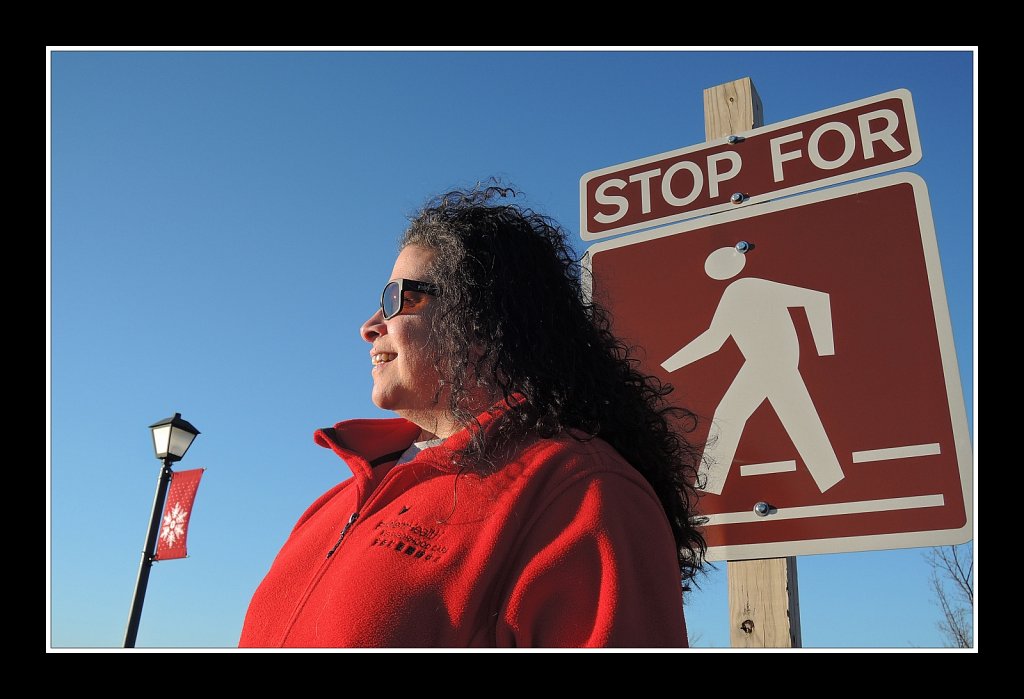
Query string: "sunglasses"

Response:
xmin=381 ymin=278 xmax=439 ymax=320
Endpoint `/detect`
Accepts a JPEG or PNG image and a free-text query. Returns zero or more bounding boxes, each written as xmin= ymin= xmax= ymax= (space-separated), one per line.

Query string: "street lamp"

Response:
xmin=123 ymin=413 xmax=200 ymax=648
xmin=149 ymin=412 xmax=200 ymax=463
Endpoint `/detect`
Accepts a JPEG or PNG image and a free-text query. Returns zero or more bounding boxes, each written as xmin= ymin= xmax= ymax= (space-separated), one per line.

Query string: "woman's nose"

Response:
xmin=360 ymin=308 xmax=387 ymax=343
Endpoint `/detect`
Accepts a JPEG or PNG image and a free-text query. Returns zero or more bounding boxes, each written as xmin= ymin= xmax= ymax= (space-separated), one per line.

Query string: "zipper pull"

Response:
xmin=326 ymin=512 xmax=359 ymax=559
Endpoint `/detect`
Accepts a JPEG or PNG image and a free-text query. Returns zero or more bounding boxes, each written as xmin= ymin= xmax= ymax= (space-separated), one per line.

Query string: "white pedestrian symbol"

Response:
xmin=662 ymin=245 xmax=845 ymax=494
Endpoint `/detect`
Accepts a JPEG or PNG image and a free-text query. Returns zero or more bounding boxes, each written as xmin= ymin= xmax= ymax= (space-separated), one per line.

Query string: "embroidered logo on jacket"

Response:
xmin=370 ymin=518 xmax=448 ymax=562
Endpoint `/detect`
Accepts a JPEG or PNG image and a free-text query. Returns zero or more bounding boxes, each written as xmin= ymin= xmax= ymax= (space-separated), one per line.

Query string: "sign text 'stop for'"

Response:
xmin=580 ymin=89 xmax=920 ymax=240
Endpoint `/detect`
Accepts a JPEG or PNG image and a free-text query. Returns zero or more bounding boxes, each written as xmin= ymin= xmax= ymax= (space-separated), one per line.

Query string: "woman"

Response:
xmin=239 ymin=185 xmax=706 ymax=647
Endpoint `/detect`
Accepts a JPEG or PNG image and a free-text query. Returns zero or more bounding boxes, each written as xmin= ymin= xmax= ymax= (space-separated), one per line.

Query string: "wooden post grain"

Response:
xmin=703 ymin=78 xmax=764 ymax=142
xmin=703 ymin=77 xmax=802 ymax=648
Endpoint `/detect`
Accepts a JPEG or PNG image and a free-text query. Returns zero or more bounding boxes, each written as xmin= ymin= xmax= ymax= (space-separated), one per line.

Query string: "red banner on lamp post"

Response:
xmin=154 ymin=468 xmax=204 ymax=561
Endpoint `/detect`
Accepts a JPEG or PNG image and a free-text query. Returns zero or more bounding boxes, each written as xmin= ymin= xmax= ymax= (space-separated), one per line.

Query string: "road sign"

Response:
xmin=580 ymin=89 xmax=921 ymax=240
xmin=586 ymin=173 xmax=971 ymax=561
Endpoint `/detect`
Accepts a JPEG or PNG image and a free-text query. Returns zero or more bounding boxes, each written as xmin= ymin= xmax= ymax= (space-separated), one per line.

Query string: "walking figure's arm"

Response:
xmin=662 ymin=324 xmax=730 ymax=372
xmin=803 ymin=289 xmax=835 ymax=357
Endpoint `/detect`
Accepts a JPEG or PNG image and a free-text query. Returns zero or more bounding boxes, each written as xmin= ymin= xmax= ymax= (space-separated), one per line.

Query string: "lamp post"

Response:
xmin=123 ymin=413 xmax=200 ymax=648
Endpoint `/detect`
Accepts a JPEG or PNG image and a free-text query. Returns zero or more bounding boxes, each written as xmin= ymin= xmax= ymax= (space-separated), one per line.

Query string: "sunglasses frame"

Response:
xmin=381 ymin=278 xmax=439 ymax=320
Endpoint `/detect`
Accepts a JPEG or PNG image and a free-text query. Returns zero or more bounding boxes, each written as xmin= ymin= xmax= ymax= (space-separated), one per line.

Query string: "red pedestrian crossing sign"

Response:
xmin=586 ymin=172 xmax=972 ymax=560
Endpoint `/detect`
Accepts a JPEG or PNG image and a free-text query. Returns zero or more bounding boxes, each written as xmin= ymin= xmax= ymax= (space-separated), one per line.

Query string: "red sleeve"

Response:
xmin=496 ymin=472 xmax=688 ymax=648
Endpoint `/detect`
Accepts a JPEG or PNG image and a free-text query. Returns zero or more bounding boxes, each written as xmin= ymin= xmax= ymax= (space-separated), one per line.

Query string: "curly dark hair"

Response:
xmin=401 ymin=184 xmax=706 ymax=581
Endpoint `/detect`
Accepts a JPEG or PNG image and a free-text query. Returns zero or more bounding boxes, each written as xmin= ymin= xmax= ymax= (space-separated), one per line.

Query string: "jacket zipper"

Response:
xmin=321 ymin=457 xmax=411 ymax=559
xmin=278 ymin=457 xmax=412 ymax=644
xmin=326 ymin=512 xmax=359 ymax=558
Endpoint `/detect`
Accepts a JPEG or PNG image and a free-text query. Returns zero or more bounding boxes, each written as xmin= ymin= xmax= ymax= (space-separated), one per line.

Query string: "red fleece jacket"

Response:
xmin=239 ymin=406 xmax=688 ymax=648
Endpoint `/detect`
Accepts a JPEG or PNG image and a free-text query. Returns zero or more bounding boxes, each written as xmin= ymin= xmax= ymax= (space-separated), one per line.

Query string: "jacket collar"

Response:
xmin=313 ymin=394 xmax=526 ymax=481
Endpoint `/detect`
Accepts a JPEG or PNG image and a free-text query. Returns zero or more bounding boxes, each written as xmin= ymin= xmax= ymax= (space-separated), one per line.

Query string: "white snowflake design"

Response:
xmin=160 ymin=502 xmax=189 ymax=548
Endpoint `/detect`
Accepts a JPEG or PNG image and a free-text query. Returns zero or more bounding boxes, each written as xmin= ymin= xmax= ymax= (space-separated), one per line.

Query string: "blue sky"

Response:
xmin=48 ymin=49 xmax=975 ymax=649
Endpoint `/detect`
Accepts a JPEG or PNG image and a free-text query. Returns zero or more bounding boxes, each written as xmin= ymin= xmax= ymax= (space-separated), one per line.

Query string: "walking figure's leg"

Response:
xmin=699 ymin=365 xmax=767 ymax=495
xmin=768 ymin=373 xmax=844 ymax=492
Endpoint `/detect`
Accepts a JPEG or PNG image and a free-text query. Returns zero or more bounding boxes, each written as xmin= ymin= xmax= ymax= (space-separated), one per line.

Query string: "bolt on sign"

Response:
xmin=585 ymin=173 xmax=971 ymax=560
xmin=580 ymin=90 xmax=920 ymax=241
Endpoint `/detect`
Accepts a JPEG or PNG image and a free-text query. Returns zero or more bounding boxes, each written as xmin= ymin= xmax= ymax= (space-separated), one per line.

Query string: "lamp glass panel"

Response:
xmin=151 ymin=425 xmax=172 ymax=458
xmin=168 ymin=427 xmax=197 ymax=459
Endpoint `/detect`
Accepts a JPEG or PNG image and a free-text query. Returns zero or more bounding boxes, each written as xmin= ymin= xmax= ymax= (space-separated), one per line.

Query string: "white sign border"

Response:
xmin=580 ymin=89 xmax=922 ymax=241
xmin=584 ymin=172 xmax=972 ymax=561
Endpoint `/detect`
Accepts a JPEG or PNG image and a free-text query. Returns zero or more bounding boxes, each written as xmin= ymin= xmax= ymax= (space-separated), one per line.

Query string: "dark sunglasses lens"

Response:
xmin=382 ymin=282 xmax=401 ymax=319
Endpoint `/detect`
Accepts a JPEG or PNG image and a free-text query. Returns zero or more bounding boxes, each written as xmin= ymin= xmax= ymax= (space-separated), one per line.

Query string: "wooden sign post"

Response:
xmin=703 ymin=78 xmax=801 ymax=648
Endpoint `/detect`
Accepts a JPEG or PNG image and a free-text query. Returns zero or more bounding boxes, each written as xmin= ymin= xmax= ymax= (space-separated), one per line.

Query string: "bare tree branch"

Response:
xmin=925 ymin=543 xmax=973 ymax=648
